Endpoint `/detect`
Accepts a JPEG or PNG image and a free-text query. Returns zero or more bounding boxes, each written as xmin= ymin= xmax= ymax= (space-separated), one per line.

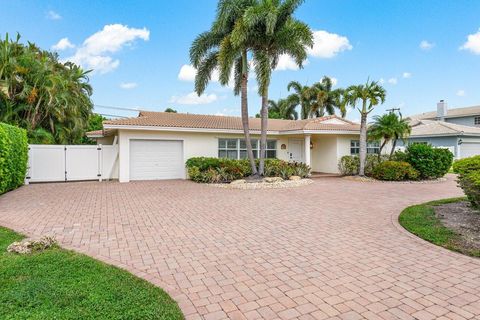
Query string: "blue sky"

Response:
xmin=2 ymin=0 xmax=480 ymax=121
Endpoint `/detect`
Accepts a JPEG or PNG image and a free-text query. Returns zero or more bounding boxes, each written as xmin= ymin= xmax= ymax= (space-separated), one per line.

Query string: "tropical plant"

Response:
xmin=229 ymin=0 xmax=313 ymax=176
xmin=405 ymin=143 xmax=453 ymax=179
xmin=287 ymin=81 xmax=313 ymax=119
xmin=190 ymin=0 xmax=258 ymax=175
xmin=372 ymin=161 xmax=419 ymax=181
xmin=310 ymin=76 xmax=336 ymax=117
xmin=80 ymin=113 xmax=106 ymax=144
xmin=0 ymin=33 xmax=93 ymax=144
xmin=331 ymin=88 xmax=351 ymax=118
xmin=267 ymin=98 xmax=298 ymax=120
xmin=347 ymin=80 xmax=386 ymax=176
xmin=368 ymin=112 xmax=411 ymax=159
xmin=0 ymin=123 xmax=28 ymax=195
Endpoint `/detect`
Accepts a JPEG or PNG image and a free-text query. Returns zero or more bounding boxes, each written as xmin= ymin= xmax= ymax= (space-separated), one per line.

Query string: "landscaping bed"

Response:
xmin=399 ymin=198 xmax=480 ymax=258
xmin=0 ymin=227 xmax=183 ymax=320
xmin=210 ymin=177 xmax=313 ymax=189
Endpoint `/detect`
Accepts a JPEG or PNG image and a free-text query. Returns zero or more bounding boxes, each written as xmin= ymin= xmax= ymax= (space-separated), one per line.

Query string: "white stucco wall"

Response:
xmin=115 ymin=129 xmax=360 ymax=181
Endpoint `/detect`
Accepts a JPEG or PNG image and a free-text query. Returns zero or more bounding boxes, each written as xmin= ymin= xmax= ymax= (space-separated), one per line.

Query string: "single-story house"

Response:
xmin=398 ymin=101 xmax=480 ymax=158
xmin=88 ymin=111 xmax=374 ymax=182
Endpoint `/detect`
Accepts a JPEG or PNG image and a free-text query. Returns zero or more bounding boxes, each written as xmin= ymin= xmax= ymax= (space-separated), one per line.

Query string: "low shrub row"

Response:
xmin=0 ymin=123 xmax=28 ymax=195
xmin=453 ymin=155 xmax=480 ymax=207
xmin=338 ymin=143 xmax=453 ymax=181
xmin=185 ymin=157 xmax=310 ymax=183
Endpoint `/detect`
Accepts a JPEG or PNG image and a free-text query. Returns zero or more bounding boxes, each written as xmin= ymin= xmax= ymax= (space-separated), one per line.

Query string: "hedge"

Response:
xmin=185 ymin=157 xmax=310 ymax=183
xmin=372 ymin=161 xmax=419 ymax=181
xmin=0 ymin=123 xmax=28 ymax=195
xmin=404 ymin=143 xmax=453 ymax=179
xmin=453 ymin=156 xmax=480 ymax=207
xmin=338 ymin=154 xmax=388 ymax=176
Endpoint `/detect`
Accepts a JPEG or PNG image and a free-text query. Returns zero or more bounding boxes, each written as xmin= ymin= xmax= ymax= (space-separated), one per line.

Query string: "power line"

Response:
xmin=97 ymin=113 xmax=128 ymax=118
xmin=94 ymin=104 xmax=148 ymax=112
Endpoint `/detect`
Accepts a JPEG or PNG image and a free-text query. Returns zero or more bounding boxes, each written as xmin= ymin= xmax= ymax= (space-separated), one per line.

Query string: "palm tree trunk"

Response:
xmin=389 ymin=139 xmax=398 ymax=159
xmin=378 ymin=139 xmax=388 ymax=161
xmin=258 ymin=86 xmax=269 ymax=176
xmin=240 ymin=52 xmax=258 ymax=175
xmin=359 ymin=104 xmax=368 ymax=176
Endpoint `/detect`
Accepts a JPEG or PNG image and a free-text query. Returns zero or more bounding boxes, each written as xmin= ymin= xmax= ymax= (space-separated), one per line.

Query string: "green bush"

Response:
xmin=405 ymin=144 xmax=453 ymax=179
xmin=338 ymin=154 xmax=387 ymax=176
xmin=186 ymin=157 xmax=310 ymax=183
xmin=372 ymin=161 xmax=419 ymax=181
xmin=457 ymin=171 xmax=480 ymax=208
xmin=452 ymin=156 xmax=480 ymax=207
xmin=0 ymin=123 xmax=28 ymax=195
xmin=452 ymin=155 xmax=480 ymax=175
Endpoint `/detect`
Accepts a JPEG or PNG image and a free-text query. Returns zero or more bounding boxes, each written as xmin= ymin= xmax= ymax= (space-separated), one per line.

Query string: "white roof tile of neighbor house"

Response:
xmin=89 ymin=111 xmax=360 ymax=136
xmin=409 ymin=105 xmax=480 ymax=120
xmin=410 ymin=119 xmax=480 ymax=137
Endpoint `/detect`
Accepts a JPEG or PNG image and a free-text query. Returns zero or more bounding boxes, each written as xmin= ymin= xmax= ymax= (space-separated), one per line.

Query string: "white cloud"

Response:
xmin=419 ymin=40 xmax=434 ymax=51
xmin=275 ymin=54 xmax=302 ymax=71
xmin=51 ymin=38 xmax=75 ymax=51
xmin=460 ymin=29 xmax=480 ymax=54
xmin=178 ymin=64 xmax=197 ymax=81
xmin=388 ymin=78 xmax=398 ymax=85
xmin=66 ymin=24 xmax=150 ymax=74
xmin=402 ymin=72 xmax=412 ymax=78
xmin=119 ymin=82 xmax=138 ymax=89
xmin=169 ymin=92 xmax=218 ymax=105
xmin=457 ymin=89 xmax=466 ymax=97
xmin=308 ymin=30 xmax=352 ymax=58
xmin=46 ymin=10 xmax=62 ymax=20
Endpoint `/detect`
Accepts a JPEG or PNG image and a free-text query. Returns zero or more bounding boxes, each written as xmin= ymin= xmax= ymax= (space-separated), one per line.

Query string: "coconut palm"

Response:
xmin=268 ymin=98 xmax=298 ymax=120
xmin=347 ymin=80 xmax=386 ymax=176
xmin=287 ymin=81 xmax=313 ymax=119
xmin=310 ymin=76 xmax=336 ymax=117
xmin=235 ymin=0 xmax=313 ymax=175
xmin=331 ymin=88 xmax=351 ymax=118
xmin=189 ymin=0 xmax=258 ymax=175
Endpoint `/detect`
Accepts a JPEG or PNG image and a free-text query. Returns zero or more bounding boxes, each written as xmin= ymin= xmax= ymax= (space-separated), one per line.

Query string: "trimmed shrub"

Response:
xmin=452 ymin=155 xmax=480 ymax=175
xmin=338 ymin=154 xmax=388 ymax=176
xmin=372 ymin=161 xmax=419 ymax=181
xmin=0 ymin=123 xmax=28 ymax=195
xmin=185 ymin=157 xmax=310 ymax=183
xmin=405 ymin=144 xmax=453 ymax=179
xmin=457 ymin=171 xmax=480 ymax=208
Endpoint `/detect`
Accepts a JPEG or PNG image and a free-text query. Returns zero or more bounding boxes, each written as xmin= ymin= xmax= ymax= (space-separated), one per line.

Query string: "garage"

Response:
xmin=461 ymin=142 xmax=480 ymax=158
xmin=129 ymin=140 xmax=184 ymax=180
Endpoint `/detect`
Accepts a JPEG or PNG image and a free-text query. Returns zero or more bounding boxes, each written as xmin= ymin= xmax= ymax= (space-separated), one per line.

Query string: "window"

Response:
xmin=350 ymin=140 xmax=380 ymax=155
xmin=219 ymin=138 xmax=277 ymax=159
xmin=475 ymin=116 xmax=480 ymax=125
xmin=218 ymin=139 xmax=238 ymax=159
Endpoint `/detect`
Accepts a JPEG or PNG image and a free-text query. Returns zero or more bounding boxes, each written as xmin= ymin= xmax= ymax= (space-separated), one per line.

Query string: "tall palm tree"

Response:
xmin=347 ymin=80 xmax=386 ymax=176
xmin=189 ymin=0 xmax=258 ymax=175
xmin=231 ymin=0 xmax=313 ymax=175
xmin=331 ymin=88 xmax=351 ymax=118
xmin=310 ymin=76 xmax=336 ymax=117
xmin=287 ymin=81 xmax=313 ymax=119
xmin=268 ymin=98 xmax=298 ymax=120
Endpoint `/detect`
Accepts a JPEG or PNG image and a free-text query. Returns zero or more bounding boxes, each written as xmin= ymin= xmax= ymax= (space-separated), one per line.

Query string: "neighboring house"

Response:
xmin=399 ymin=101 xmax=480 ymax=159
xmin=87 ymin=111 xmax=372 ymax=182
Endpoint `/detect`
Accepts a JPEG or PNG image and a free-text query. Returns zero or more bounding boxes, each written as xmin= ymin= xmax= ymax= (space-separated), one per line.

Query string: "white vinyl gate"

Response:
xmin=27 ymin=144 xmax=118 ymax=183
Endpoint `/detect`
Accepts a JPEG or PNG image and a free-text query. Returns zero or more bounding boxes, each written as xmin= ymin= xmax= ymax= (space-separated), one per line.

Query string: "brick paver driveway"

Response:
xmin=1 ymin=176 xmax=479 ymax=320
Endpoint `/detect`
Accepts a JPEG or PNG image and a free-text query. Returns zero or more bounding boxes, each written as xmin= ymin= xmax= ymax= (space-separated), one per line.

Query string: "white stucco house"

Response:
xmin=87 ymin=111 xmax=373 ymax=182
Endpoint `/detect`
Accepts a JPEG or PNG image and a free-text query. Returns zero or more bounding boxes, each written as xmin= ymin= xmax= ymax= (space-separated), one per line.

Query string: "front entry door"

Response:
xmin=288 ymin=139 xmax=304 ymax=162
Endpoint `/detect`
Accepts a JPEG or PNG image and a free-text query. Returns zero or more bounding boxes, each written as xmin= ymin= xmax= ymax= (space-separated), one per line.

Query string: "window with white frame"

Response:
xmin=350 ymin=140 xmax=380 ymax=155
xmin=475 ymin=116 xmax=480 ymax=125
xmin=219 ymin=138 xmax=277 ymax=159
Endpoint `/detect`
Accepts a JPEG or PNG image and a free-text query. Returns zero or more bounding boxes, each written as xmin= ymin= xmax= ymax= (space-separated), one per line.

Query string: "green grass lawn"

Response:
xmin=0 ymin=227 xmax=183 ymax=320
xmin=399 ymin=197 xmax=480 ymax=258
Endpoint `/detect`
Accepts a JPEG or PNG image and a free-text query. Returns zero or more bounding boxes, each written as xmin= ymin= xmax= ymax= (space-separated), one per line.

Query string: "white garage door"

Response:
xmin=461 ymin=142 xmax=480 ymax=158
xmin=130 ymin=140 xmax=184 ymax=180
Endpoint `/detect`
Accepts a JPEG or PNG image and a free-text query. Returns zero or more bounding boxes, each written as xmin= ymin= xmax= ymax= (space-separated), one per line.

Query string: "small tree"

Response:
xmin=347 ymin=80 xmax=386 ymax=176
xmin=164 ymin=108 xmax=177 ymax=113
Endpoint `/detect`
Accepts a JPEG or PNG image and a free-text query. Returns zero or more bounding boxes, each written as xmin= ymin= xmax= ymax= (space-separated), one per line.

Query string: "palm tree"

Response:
xmin=389 ymin=113 xmax=411 ymax=158
xmin=347 ymin=80 xmax=386 ymax=176
xmin=236 ymin=0 xmax=313 ymax=175
xmin=268 ymin=98 xmax=298 ymax=120
xmin=331 ymin=88 xmax=351 ymax=118
xmin=310 ymin=76 xmax=336 ymax=117
xmin=287 ymin=81 xmax=313 ymax=119
xmin=189 ymin=0 xmax=258 ymax=175
xmin=368 ymin=113 xmax=397 ymax=159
